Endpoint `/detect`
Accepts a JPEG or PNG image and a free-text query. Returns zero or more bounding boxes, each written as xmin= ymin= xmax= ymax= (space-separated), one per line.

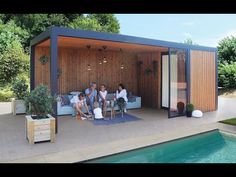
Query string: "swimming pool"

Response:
xmin=86 ymin=130 xmax=236 ymax=163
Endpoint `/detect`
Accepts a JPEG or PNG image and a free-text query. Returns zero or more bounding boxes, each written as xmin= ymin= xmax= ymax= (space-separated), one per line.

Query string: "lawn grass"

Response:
xmin=219 ymin=117 xmax=236 ymax=126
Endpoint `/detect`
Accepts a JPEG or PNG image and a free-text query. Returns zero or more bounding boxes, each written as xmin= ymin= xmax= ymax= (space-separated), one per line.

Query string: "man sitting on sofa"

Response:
xmin=85 ymin=82 xmax=98 ymax=114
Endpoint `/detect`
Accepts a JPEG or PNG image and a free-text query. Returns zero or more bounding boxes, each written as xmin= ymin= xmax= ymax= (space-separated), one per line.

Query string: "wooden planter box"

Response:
xmin=25 ymin=114 xmax=56 ymax=144
xmin=11 ymin=98 xmax=26 ymax=115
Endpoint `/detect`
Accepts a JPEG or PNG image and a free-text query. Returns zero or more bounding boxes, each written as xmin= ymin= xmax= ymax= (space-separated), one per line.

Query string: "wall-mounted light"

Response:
xmin=87 ymin=64 xmax=91 ymax=71
xmin=86 ymin=45 xmax=91 ymax=50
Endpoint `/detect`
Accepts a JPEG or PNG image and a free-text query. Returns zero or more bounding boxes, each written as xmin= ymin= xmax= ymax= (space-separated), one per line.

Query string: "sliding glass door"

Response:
xmin=168 ymin=48 xmax=187 ymax=118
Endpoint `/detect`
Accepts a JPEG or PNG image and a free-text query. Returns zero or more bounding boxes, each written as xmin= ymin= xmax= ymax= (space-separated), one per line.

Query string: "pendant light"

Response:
xmin=98 ymin=49 xmax=102 ymax=65
xmin=120 ymin=63 xmax=124 ymax=70
xmin=102 ymin=45 xmax=107 ymax=63
xmin=87 ymin=64 xmax=91 ymax=71
xmin=120 ymin=48 xmax=124 ymax=70
xmin=86 ymin=45 xmax=91 ymax=71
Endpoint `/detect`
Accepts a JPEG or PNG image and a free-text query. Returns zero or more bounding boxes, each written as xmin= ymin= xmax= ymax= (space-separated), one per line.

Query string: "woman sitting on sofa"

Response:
xmin=116 ymin=83 xmax=128 ymax=113
xmin=71 ymin=93 xmax=92 ymax=119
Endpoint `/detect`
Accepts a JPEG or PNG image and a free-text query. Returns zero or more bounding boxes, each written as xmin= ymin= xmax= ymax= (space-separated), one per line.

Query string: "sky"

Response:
xmin=115 ymin=14 xmax=236 ymax=47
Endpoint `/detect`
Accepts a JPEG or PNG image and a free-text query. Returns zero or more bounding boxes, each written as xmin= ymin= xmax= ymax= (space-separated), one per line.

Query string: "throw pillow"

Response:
xmin=128 ymin=96 xmax=136 ymax=103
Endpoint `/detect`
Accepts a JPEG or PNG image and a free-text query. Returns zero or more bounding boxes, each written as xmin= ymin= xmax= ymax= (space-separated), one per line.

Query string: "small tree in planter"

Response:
xmin=11 ymin=77 xmax=29 ymax=115
xmin=24 ymin=84 xmax=56 ymax=144
xmin=186 ymin=103 xmax=194 ymax=117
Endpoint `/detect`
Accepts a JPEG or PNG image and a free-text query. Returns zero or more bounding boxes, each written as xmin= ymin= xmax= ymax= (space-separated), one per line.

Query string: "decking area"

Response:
xmin=0 ymin=97 xmax=236 ymax=163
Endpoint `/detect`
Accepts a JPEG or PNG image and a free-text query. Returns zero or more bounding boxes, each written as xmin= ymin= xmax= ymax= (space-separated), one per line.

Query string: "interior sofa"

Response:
xmin=57 ymin=91 xmax=141 ymax=116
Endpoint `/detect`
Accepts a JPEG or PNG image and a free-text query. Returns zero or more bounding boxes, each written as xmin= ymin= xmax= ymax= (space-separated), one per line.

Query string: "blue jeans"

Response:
xmin=87 ymin=99 xmax=94 ymax=114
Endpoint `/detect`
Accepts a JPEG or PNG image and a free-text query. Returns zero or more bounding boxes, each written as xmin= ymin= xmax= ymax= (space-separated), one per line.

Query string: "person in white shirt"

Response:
xmin=116 ymin=83 xmax=128 ymax=113
xmin=98 ymin=84 xmax=107 ymax=117
xmin=93 ymin=101 xmax=104 ymax=120
xmin=71 ymin=93 xmax=91 ymax=119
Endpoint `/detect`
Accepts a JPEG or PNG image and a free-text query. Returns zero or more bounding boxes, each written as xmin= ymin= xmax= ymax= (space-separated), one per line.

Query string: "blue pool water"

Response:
xmin=86 ymin=130 xmax=236 ymax=163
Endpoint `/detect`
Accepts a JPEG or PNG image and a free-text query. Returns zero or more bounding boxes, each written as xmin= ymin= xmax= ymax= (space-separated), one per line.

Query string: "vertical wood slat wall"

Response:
xmin=35 ymin=47 xmax=51 ymax=89
xmin=35 ymin=47 xmax=138 ymax=95
xmin=137 ymin=52 xmax=161 ymax=108
xmin=190 ymin=50 xmax=216 ymax=112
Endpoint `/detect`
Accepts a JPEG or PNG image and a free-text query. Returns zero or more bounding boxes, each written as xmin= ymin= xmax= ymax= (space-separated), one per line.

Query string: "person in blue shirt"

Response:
xmin=85 ymin=82 xmax=98 ymax=114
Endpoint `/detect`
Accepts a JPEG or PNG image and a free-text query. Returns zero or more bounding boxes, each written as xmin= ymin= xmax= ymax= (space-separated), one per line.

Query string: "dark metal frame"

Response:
xmin=50 ymin=32 xmax=58 ymax=133
xmin=30 ymin=45 xmax=35 ymax=91
xmin=30 ymin=26 xmax=218 ymax=131
xmin=30 ymin=26 xmax=217 ymax=52
xmin=168 ymin=48 xmax=171 ymax=118
xmin=186 ymin=48 xmax=191 ymax=104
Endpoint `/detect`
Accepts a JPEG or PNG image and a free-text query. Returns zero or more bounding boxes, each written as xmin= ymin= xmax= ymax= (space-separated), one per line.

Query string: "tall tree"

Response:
xmin=184 ymin=38 xmax=193 ymax=45
xmin=218 ymin=36 xmax=236 ymax=64
xmin=68 ymin=16 xmax=102 ymax=31
xmin=0 ymin=20 xmax=28 ymax=53
xmin=87 ymin=14 xmax=120 ymax=33
xmin=183 ymin=38 xmax=198 ymax=45
xmin=0 ymin=23 xmax=28 ymax=84
xmin=0 ymin=14 xmax=120 ymax=51
xmin=12 ymin=14 xmax=70 ymax=50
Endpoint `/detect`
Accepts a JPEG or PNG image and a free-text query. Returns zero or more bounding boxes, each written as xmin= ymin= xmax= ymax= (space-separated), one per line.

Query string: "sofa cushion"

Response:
xmin=128 ymin=96 xmax=136 ymax=103
xmin=61 ymin=95 xmax=70 ymax=106
xmin=68 ymin=94 xmax=73 ymax=100
xmin=106 ymin=93 xmax=115 ymax=100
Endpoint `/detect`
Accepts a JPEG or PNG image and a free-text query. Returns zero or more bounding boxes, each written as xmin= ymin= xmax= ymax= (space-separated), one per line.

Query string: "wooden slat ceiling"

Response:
xmin=37 ymin=36 xmax=168 ymax=52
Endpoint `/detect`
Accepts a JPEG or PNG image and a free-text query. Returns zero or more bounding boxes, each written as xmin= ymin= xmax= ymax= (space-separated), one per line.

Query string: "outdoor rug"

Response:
xmin=92 ymin=113 xmax=142 ymax=125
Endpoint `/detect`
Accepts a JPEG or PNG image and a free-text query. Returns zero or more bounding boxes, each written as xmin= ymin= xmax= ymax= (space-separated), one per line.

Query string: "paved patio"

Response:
xmin=1 ymin=97 xmax=236 ymax=163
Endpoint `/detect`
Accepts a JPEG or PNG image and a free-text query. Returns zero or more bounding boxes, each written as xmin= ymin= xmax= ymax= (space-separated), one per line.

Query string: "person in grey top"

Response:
xmin=85 ymin=82 xmax=98 ymax=114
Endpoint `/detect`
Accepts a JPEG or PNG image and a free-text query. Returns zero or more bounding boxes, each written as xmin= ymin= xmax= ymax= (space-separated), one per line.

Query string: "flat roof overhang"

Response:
xmin=30 ymin=26 xmax=217 ymax=52
xmin=36 ymin=36 xmax=168 ymax=53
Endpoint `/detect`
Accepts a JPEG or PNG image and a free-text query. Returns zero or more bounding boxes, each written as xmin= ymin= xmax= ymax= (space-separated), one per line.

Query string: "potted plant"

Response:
xmin=177 ymin=102 xmax=185 ymax=114
xmin=186 ymin=103 xmax=194 ymax=117
xmin=24 ymin=84 xmax=56 ymax=144
xmin=11 ymin=77 xmax=29 ymax=115
xmin=144 ymin=67 xmax=152 ymax=76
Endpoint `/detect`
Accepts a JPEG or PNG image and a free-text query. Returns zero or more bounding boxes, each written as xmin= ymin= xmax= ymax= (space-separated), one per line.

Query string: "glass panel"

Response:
xmin=169 ymin=48 xmax=187 ymax=118
xmin=161 ymin=54 xmax=169 ymax=108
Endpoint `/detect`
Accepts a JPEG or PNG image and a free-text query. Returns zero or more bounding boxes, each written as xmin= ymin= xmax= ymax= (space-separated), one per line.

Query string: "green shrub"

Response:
xmin=217 ymin=36 xmax=236 ymax=64
xmin=218 ymin=62 xmax=236 ymax=88
xmin=0 ymin=85 xmax=14 ymax=102
xmin=186 ymin=103 xmax=194 ymax=112
xmin=11 ymin=77 xmax=29 ymax=100
xmin=25 ymin=85 xmax=55 ymax=119
xmin=0 ymin=20 xmax=29 ymax=54
xmin=0 ymin=41 xmax=28 ymax=84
